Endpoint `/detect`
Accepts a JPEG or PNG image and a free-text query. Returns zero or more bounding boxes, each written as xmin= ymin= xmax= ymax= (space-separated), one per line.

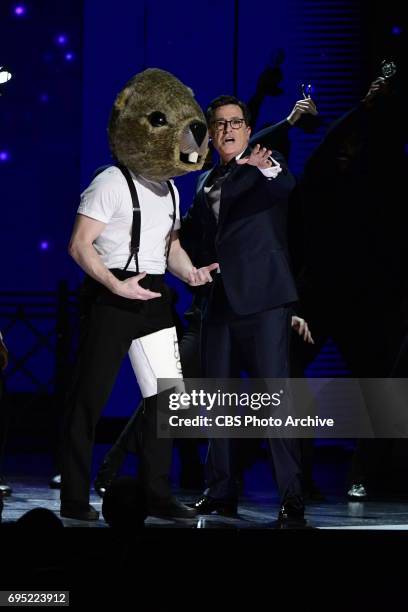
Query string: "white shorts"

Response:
xmin=128 ymin=326 xmax=183 ymax=398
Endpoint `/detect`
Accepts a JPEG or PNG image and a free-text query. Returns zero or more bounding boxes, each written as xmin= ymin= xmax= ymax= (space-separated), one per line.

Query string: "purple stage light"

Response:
xmin=64 ymin=52 xmax=74 ymax=61
xmin=39 ymin=93 xmax=49 ymax=103
xmin=56 ymin=34 xmax=68 ymax=45
xmin=14 ymin=5 xmax=26 ymax=16
xmin=0 ymin=151 xmax=10 ymax=162
xmin=39 ymin=241 xmax=49 ymax=251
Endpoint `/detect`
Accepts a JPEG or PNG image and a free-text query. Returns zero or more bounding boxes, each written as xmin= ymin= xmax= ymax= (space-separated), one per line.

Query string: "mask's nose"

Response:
xmin=189 ymin=121 xmax=207 ymax=147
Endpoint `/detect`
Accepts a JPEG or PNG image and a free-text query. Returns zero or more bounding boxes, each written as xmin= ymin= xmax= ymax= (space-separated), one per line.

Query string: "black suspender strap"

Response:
xmin=117 ymin=163 xmax=141 ymax=273
xmin=166 ymin=179 xmax=177 ymax=265
xmin=116 ymin=163 xmax=177 ymax=273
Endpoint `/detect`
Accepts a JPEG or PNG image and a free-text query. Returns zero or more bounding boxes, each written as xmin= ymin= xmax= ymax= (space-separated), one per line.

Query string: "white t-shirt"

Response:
xmin=77 ymin=166 xmax=181 ymax=274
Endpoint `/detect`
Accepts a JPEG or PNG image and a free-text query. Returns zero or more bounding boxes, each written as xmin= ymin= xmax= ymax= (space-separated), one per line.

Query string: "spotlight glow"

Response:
xmin=39 ymin=241 xmax=49 ymax=251
xmin=391 ymin=26 xmax=402 ymax=36
xmin=14 ymin=5 xmax=26 ymax=16
xmin=64 ymin=52 xmax=74 ymax=62
xmin=56 ymin=34 xmax=68 ymax=45
xmin=0 ymin=151 xmax=10 ymax=162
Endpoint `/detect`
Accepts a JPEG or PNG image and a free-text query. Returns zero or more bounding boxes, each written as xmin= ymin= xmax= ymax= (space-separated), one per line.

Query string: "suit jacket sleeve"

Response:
xmin=247 ymin=123 xmax=296 ymax=196
xmin=250 ymin=119 xmax=292 ymax=149
xmin=259 ymin=149 xmax=296 ymax=198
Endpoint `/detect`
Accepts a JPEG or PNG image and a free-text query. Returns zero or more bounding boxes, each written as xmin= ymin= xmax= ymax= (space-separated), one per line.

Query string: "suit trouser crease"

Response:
xmin=203 ymin=276 xmax=303 ymax=503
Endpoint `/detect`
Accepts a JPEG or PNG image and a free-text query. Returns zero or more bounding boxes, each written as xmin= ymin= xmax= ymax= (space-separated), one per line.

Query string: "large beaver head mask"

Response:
xmin=108 ymin=68 xmax=208 ymax=181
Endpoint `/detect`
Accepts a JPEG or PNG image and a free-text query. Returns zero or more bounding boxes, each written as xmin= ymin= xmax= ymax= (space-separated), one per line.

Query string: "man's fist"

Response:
xmin=362 ymin=77 xmax=389 ymax=108
xmin=287 ymin=98 xmax=318 ymax=126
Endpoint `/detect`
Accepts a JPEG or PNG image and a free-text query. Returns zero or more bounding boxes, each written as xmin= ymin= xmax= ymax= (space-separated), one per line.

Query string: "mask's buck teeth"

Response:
xmin=188 ymin=152 xmax=199 ymax=163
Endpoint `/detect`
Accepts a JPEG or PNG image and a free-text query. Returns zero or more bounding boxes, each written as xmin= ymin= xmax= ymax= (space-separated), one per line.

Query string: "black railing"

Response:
xmin=0 ymin=282 xmax=79 ymax=396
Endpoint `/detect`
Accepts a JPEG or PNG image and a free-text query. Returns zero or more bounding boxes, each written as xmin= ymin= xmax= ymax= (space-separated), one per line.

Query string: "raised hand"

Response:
xmin=187 ymin=263 xmax=219 ymax=286
xmin=236 ymin=144 xmax=274 ymax=170
xmin=287 ymin=98 xmax=318 ymax=125
xmin=362 ymin=77 xmax=389 ymax=108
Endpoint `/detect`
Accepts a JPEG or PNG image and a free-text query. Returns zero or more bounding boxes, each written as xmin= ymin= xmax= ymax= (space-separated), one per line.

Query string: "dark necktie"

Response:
xmin=206 ymin=161 xmax=235 ymax=222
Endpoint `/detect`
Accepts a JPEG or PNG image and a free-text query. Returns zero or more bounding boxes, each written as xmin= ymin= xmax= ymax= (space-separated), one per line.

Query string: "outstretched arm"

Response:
xmin=303 ymin=78 xmax=390 ymax=182
xmin=168 ymin=231 xmax=219 ymax=286
xmin=251 ymin=97 xmax=318 ymax=151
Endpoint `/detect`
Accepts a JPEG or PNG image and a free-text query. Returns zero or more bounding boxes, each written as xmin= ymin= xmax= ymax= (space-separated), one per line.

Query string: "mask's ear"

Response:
xmin=114 ymin=86 xmax=132 ymax=111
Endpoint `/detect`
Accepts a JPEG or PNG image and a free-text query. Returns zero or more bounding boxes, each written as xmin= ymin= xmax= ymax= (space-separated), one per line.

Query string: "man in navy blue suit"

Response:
xmin=182 ymin=95 xmax=314 ymax=526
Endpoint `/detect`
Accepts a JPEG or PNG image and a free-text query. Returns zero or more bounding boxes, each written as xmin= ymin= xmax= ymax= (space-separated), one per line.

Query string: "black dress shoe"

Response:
xmin=49 ymin=474 xmax=61 ymax=489
xmin=94 ymin=481 xmax=108 ymax=498
xmin=60 ymin=503 xmax=99 ymax=521
xmin=192 ymin=495 xmax=238 ymax=517
xmin=275 ymin=498 xmax=307 ymax=529
xmin=347 ymin=483 xmax=368 ymax=500
xmin=94 ymin=459 xmax=121 ymax=498
xmin=94 ymin=475 xmax=114 ymax=498
xmin=0 ymin=476 xmax=12 ymax=497
xmin=147 ymin=497 xmax=197 ymax=519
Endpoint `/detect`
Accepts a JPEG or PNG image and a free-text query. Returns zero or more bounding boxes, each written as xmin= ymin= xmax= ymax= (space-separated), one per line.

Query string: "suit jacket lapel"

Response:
xmin=217 ymin=146 xmax=253 ymax=229
xmin=196 ymin=169 xmax=217 ymax=230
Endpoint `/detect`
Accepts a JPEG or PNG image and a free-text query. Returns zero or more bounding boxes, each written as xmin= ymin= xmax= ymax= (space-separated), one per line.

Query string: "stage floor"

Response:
xmin=2 ymin=477 xmax=408 ymax=530
xmin=3 ymin=477 xmax=408 ymax=605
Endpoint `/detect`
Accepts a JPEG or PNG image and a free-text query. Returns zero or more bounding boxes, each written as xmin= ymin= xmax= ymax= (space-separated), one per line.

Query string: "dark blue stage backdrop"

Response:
xmin=0 ymin=0 xmax=405 ymax=415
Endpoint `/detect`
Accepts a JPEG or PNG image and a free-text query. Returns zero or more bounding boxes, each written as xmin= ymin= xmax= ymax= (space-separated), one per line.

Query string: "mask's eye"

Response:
xmin=148 ymin=111 xmax=167 ymax=127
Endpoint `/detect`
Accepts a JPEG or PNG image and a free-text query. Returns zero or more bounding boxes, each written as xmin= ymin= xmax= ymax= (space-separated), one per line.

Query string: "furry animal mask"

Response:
xmin=108 ymin=68 xmax=208 ymax=181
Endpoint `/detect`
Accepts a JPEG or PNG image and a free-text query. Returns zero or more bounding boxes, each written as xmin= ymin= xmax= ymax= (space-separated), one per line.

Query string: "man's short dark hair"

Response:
xmin=206 ymin=95 xmax=251 ymax=126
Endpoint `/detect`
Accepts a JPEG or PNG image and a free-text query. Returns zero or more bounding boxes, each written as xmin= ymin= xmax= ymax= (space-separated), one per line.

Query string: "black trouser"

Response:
xmin=291 ymin=284 xmax=404 ymax=491
xmin=98 ymin=305 xmax=203 ymax=482
xmin=60 ymin=273 xmax=174 ymax=506
xmin=202 ymin=275 xmax=303 ymax=503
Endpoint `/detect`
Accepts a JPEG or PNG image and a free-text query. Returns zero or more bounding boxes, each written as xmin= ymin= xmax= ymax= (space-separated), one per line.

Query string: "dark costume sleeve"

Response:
xmin=302 ymin=103 xmax=368 ymax=185
xmin=250 ymin=119 xmax=292 ymax=160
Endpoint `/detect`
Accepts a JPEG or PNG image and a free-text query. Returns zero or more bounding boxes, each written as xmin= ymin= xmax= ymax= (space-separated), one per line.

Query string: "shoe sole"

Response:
xmin=148 ymin=511 xmax=197 ymax=520
xmin=60 ymin=511 xmax=100 ymax=521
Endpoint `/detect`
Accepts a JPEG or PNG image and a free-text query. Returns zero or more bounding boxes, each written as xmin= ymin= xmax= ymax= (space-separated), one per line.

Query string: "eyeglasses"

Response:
xmin=212 ymin=118 xmax=245 ymax=131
